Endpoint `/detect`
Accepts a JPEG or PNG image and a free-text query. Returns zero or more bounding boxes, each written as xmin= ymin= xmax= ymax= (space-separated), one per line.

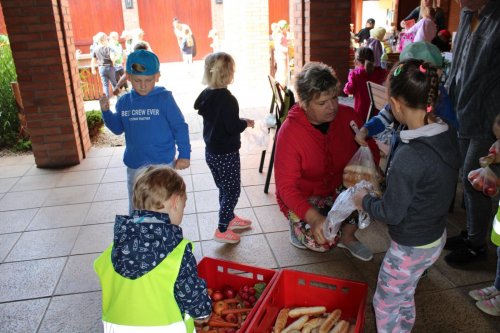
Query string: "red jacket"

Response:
xmin=275 ymin=103 xmax=380 ymax=220
xmin=343 ymin=66 xmax=387 ymax=123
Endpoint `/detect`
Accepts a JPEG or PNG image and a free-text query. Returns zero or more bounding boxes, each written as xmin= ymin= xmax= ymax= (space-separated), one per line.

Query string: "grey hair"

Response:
xmin=294 ymin=62 xmax=340 ymax=108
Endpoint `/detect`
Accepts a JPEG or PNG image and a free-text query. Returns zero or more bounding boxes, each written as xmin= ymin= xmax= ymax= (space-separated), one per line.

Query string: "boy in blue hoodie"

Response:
xmin=99 ymin=50 xmax=191 ymax=214
xmin=94 ymin=165 xmax=211 ymax=332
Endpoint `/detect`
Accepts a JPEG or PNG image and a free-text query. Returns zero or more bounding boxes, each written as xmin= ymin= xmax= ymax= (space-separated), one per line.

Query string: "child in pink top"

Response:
xmin=405 ymin=7 xmax=437 ymax=43
xmin=343 ymin=47 xmax=388 ymax=123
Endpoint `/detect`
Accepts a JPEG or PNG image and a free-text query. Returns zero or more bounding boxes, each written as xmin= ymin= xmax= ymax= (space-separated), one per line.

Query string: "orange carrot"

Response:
xmin=207 ymin=319 xmax=239 ymax=328
xmin=221 ymin=308 xmax=253 ymax=315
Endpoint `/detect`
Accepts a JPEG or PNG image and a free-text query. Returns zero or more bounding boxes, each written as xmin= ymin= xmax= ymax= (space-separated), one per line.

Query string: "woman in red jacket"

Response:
xmin=274 ymin=62 xmax=380 ymax=261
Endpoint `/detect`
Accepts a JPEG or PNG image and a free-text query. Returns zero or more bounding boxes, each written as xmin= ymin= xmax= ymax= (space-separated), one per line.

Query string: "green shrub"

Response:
xmin=13 ymin=138 xmax=32 ymax=152
xmin=86 ymin=110 xmax=104 ymax=137
xmin=0 ymin=35 xmax=20 ymax=149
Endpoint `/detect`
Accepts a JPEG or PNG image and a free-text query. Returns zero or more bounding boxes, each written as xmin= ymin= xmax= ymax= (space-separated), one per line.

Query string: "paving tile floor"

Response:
xmin=1 ymin=61 xmax=499 ymax=332
xmin=2 ymin=146 xmax=500 ymax=333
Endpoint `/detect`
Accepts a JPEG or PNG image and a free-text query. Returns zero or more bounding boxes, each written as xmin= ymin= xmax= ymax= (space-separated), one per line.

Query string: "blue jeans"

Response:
xmin=98 ymin=65 xmax=117 ymax=97
xmin=127 ymin=163 xmax=173 ymax=215
xmin=459 ymin=137 xmax=496 ymax=247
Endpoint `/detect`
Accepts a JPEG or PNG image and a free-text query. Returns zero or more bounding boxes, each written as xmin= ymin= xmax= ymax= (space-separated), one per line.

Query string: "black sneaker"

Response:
xmin=444 ymin=244 xmax=487 ymax=265
xmin=444 ymin=230 xmax=468 ymax=251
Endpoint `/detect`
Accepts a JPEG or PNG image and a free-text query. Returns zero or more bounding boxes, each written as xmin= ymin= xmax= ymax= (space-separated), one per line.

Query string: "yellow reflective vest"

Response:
xmin=94 ymin=239 xmax=195 ymax=333
xmin=492 ymin=203 xmax=500 ymax=246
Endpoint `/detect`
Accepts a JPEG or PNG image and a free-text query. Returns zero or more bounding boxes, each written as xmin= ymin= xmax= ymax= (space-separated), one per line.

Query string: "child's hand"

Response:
xmin=353 ymin=188 xmax=369 ymax=210
xmin=194 ymin=314 xmax=210 ymax=325
xmin=354 ymin=127 xmax=369 ymax=146
xmin=113 ymin=87 xmax=121 ymax=96
xmin=479 ymin=140 xmax=500 ymax=167
xmin=99 ymin=94 xmax=110 ymax=111
xmin=246 ymin=119 xmax=255 ymax=128
xmin=174 ymin=158 xmax=190 ymax=170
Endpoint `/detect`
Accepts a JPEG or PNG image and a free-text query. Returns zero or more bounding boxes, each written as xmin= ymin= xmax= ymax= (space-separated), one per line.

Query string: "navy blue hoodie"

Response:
xmin=194 ymin=88 xmax=247 ymax=154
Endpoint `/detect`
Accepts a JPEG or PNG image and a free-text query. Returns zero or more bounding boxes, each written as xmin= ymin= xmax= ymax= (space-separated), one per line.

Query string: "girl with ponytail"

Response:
xmin=343 ymin=47 xmax=387 ymax=123
xmin=353 ymin=58 xmax=460 ymax=332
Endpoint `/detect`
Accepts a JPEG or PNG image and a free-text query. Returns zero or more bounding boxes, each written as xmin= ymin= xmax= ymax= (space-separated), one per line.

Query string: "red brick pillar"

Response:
xmin=2 ymin=0 xmax=90 ymax=167
xmin=293 ymin=0 xmax=351 ymax=85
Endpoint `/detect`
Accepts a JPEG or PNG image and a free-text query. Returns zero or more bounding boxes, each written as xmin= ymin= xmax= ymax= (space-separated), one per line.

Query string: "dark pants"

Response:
xmin=459 ymin=137 xmax=496 ymax=247
xmin=206 ymin=150 xmax=241 ymax=232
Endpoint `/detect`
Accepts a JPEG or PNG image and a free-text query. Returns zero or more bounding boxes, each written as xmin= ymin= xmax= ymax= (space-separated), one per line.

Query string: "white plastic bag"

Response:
xmin=343 ymin=146 xmax=381 ymax=195
xmin=264 ymin=113 xmax=277 ymax=128
xmin=323 ymin=180 xmax=374 ymax=241
xmin=241 ymin=120 xmax=271 ymax=154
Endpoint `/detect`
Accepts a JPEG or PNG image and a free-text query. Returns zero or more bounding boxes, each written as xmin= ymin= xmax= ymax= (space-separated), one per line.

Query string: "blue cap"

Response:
xmin=126 ymin=50 xmax=160 ymax=75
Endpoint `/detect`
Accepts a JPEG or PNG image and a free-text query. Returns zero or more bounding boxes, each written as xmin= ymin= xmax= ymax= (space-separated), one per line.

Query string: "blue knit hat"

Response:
xmin=126 ymin=50 xmax=160 ymax=75
xmin=400 ymin=42 xmax=443 ymax=68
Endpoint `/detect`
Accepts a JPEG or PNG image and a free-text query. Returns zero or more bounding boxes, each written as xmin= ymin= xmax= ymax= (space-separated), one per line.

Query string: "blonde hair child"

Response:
xmin=194 ymin=52 xmax=255 ymax=244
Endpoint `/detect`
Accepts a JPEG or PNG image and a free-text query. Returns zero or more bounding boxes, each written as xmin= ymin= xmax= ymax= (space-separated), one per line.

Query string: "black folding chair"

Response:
xmin=259 ymin=75 xmax=295 ymax=193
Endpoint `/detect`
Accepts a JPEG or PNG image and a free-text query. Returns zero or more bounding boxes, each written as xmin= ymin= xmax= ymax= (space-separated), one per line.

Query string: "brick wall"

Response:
xmin=2 ymin=0 xmax=90 ymax=167
xmin=293 ymin=0 xmax=351 ymax=85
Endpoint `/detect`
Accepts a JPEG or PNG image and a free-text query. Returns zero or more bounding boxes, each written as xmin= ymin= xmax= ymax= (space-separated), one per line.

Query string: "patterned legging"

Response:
xmin=206 ymin=151 xmax=241 ymax=233
xmin=373 ymin=231 xmax=446 ymax=333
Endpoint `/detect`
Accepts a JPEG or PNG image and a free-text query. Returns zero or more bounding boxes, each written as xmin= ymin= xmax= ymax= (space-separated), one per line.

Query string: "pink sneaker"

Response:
xmin=214 ymin=229 xmax=240 ymax=244
xmin=228 ymin=215 xmax=252 ymax=231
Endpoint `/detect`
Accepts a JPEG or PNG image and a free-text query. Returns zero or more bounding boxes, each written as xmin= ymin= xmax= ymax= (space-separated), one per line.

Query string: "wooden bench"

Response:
xmin=366 ymin=81 xmax=388 ymax=122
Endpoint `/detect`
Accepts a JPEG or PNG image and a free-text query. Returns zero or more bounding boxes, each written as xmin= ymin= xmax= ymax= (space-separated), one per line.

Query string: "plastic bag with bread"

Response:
xmin=342 ymin=146 xmax=381 ymax=195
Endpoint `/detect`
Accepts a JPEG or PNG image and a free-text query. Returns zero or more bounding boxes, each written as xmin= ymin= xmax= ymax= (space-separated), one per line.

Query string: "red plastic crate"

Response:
xmin=245 ymin=269 xmax=368 ymax=333
xmin=197 ymin=257 xmax=277 ymax=332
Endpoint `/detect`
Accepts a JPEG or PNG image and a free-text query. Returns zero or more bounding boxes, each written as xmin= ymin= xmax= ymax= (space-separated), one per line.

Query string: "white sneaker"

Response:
xmin=469 ymin=285 xmax=500 ymax=301
xmin=476 ymin=295 xmax=500 ymax=316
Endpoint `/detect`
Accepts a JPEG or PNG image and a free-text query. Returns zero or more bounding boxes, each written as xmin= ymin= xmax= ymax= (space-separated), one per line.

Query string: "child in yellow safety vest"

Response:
xmin=468 ymin=114 xmax=500 ymax=317
xmin=94 ymin=166 xmax=212 ymax=332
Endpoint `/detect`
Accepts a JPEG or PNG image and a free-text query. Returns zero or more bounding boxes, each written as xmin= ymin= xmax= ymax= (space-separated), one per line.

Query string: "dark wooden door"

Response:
xmin=138 ymin=0 xmax=212 ymax=62
xmin=397 ymin=0 xmax=420 ymax=24
xmin=68 ymin=0 xmax=124 ymax=53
